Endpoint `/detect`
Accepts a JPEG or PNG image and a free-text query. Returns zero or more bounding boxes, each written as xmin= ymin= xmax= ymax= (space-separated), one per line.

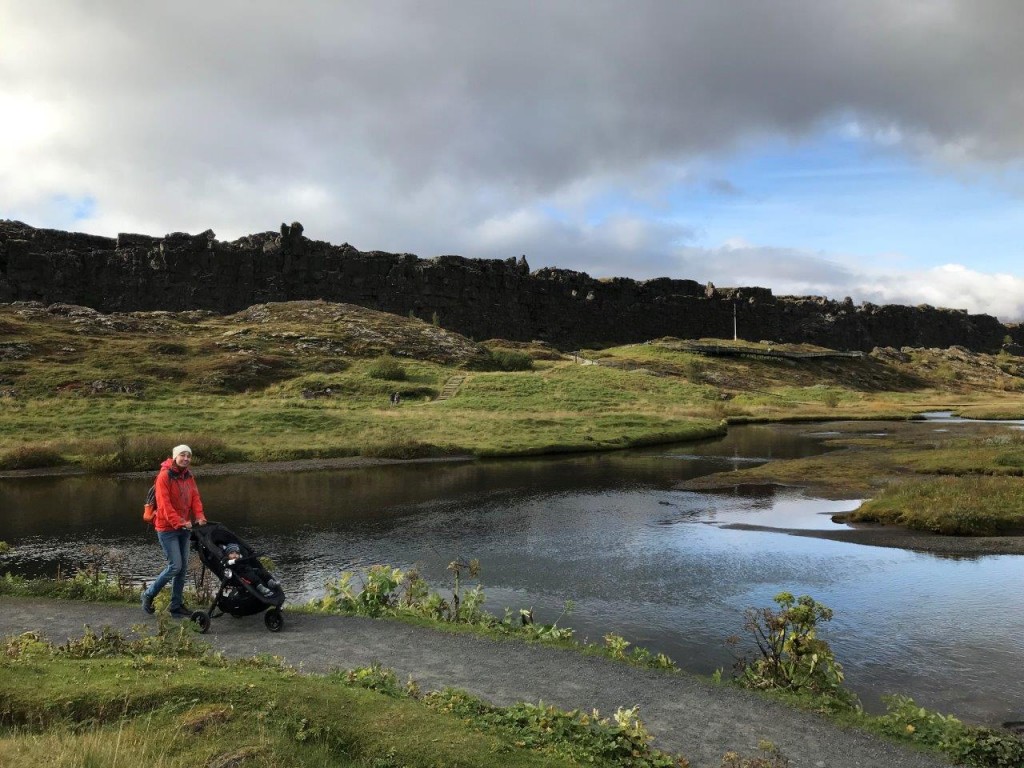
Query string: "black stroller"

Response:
xmin=189 ymin=521 xmax=285 ymax=632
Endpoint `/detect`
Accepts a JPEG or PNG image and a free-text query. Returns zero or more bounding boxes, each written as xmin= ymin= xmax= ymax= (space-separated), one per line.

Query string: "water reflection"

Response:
xmin=1 ymin=421 xmax=1022 ymax=726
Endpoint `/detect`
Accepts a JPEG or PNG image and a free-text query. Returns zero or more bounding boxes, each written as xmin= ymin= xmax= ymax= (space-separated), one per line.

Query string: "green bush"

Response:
xmin=727 ymin=592 xmax=859 ymax=712
xmin=367 ymin=355 xmax=408 ymax=381
xmin=486 ymin=348 xmax=534 ymax=372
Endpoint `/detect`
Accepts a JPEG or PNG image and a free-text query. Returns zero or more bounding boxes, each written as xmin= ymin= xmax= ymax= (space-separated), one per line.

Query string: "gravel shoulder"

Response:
xmin=0 ymin=596 xmax=951 ymax=768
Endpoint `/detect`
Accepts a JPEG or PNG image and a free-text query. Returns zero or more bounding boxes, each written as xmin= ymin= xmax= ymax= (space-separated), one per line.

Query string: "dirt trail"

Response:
xmin=0 ymin=597 xmax=951 ymax=768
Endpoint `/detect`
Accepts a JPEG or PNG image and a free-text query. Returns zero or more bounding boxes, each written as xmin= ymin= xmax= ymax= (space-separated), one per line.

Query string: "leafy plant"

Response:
xmin=727 ymin=592 xmax=859 ymax=712
xmin=604 ymin=632 xmax=631 ymax=660
xmin=310 ymin=562 xmax=677 ymax=670
xmin=423 ymin=689 xmax=690 ymax=767
xmin=873 ymin=695 xmax=1024 ymax=768
xmin=516 ymin=601 xmax=579 ymax=643
xmin=317 ymin=565 xmax=404 ymax=617
xmin=341 ymin=662 xmax=408 ymax=698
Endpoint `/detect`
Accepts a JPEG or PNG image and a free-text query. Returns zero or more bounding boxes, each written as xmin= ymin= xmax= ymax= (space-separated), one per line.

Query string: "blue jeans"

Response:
xmin=145 ymin=529 xmax=191 ymax=611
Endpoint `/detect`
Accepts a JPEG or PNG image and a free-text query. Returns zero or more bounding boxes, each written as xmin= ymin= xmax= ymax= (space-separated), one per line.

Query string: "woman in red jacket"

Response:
xmin=141 ymin=444 xmax=207 ymax=618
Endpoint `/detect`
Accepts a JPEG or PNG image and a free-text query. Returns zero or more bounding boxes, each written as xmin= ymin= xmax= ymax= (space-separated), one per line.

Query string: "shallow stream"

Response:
xmin=2 ymin=418 xmax=1021 ymax=725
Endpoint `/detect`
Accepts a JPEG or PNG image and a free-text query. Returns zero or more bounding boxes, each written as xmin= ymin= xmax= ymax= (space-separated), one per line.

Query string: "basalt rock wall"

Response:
xmin=0 ymin=220 xmax=1018 ymax=352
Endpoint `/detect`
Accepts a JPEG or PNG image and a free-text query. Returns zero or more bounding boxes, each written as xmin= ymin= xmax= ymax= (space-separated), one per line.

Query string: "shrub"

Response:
xmin=821 ymin=389 xmax=840 ymax=408
xmin=367 ymin=355 xmax=407 ymax=381
xmin=80 ymin=433 xmax=245 ymax=472
xmin=0 ymin=444 xmax=66 ymax=470
xmin=486 ymin=348 xmax=534 ymax=371
xmin=727 ymin=592 xmax=859 ymax=712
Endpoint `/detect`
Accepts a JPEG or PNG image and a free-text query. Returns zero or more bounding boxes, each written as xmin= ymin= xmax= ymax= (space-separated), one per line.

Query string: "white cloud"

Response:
xmin=855 ymin=264 xmax=1024 ymax=321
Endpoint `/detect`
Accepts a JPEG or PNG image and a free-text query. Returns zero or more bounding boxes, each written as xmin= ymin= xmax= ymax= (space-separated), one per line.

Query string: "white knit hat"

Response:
xmin=172 ymin=444 xmax=192 ymax=457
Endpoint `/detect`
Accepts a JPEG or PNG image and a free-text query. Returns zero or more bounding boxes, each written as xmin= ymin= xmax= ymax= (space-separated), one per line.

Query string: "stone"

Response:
xmin=0 ymin=220 xmax=1017 ymax=353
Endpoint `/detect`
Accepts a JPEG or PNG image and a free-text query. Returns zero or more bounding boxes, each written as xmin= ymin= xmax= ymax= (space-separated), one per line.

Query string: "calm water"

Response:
xmin=1 ymin=420 xmax=1022 ymax=725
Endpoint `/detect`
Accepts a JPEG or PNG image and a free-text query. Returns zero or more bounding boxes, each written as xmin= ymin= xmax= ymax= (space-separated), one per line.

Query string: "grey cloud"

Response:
xmin=3 ymin=1 xmax=1024 ymax=322
xmin=10 ymin=1 xmax=1024 ymax=197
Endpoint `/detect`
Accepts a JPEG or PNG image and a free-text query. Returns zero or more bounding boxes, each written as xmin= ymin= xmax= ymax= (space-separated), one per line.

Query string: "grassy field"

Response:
xmin=3 ymin=300 xmax=1024 ymax=470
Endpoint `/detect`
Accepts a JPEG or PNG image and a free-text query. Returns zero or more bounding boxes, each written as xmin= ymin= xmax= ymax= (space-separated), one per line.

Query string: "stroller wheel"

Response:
xmin=264 ymin=608 xmax=284 ymax=632
xmin=191 ymin=610 xmax=211 ymax=634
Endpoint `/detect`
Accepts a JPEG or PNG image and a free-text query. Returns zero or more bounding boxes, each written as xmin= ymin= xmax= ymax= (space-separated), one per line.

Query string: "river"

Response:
xmin=1 ymin=418 xmax=1021 ymax=726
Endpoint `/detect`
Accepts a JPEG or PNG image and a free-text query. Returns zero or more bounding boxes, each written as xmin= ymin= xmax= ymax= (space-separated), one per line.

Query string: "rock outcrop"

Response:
xmin=0 ymin=220 xmax=1018 ymax=352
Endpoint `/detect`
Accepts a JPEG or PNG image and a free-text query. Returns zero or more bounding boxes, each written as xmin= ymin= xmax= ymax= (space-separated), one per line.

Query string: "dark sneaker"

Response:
xmin=169 ymin=606 xmax=192 ymax=619
xmin=141 ymin=592 xmax=155 ymax=615
xmin=267 ymin=578 xmax=280 ymax=589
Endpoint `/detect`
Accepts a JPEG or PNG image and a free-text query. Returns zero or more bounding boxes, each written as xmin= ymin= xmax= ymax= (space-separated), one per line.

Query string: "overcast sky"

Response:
xmin=3 ymin=1 xmax=1024 ymax=320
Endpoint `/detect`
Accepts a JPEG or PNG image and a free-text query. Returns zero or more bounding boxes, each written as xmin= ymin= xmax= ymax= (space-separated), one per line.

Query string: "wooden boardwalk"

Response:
xmin=662 ymin=342 xmax=864 ymax=361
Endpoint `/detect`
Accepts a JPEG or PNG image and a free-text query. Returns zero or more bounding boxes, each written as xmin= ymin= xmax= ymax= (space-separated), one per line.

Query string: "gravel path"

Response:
xmin=0 ymin=597 xmax=952 ymax=768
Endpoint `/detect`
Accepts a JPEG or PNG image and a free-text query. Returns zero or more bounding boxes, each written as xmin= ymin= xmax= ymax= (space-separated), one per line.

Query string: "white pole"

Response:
xmin=733 ymin=302 xmax=738 ymax=341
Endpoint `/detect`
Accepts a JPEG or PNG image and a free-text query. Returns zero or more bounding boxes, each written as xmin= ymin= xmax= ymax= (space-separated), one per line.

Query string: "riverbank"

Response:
xmin=721 ymin=521 xmax=1024 ymax=556
xmin=0 ymin=453 xmax=477 ymax=480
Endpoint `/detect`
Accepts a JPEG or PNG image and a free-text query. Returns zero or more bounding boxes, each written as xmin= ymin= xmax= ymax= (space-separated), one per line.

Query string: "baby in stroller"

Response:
xmin=189 ymin=521 xmax=286 ymax=632
xmin=221 ymin=542 xmax=279 ymax=597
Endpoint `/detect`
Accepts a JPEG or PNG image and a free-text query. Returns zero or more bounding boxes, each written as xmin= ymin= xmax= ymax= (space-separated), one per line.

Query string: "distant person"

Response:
xmin=390 ymin=391 xmax=401 ymax=406
xmin=141 ymin=444 xmax=206 ymax=618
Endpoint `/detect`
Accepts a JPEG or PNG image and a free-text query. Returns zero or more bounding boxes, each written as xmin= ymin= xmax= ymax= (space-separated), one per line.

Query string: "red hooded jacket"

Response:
xmin=154 ymin=457 xmax=206 ymax=532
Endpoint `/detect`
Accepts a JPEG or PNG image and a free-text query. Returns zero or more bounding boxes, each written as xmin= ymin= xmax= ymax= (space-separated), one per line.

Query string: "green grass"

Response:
xmin=848 ymin=476 xmax=1024 ymax=535
xmin=0 ymin=626 xmax=690 ymax=768
xmin=0 ymin=658 xmax=575 ymax=767
xmin=682 ymin=422 xmax=1024 ymax=536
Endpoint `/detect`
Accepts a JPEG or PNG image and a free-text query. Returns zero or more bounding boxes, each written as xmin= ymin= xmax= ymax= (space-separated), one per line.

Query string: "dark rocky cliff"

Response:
xmin=0 ymin=220 xmax=1018 ymax=352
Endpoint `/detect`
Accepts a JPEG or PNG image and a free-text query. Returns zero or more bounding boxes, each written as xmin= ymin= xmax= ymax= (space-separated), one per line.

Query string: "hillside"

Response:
xmin=0 ymin=300 xmax=492 ymax=399
xmin=1 ymin=299 xmax=1023 ymax=471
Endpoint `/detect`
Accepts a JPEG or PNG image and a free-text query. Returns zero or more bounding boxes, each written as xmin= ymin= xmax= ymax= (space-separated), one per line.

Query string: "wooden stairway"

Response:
xmin=436 ymin=373 xmax=466 ymax=401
